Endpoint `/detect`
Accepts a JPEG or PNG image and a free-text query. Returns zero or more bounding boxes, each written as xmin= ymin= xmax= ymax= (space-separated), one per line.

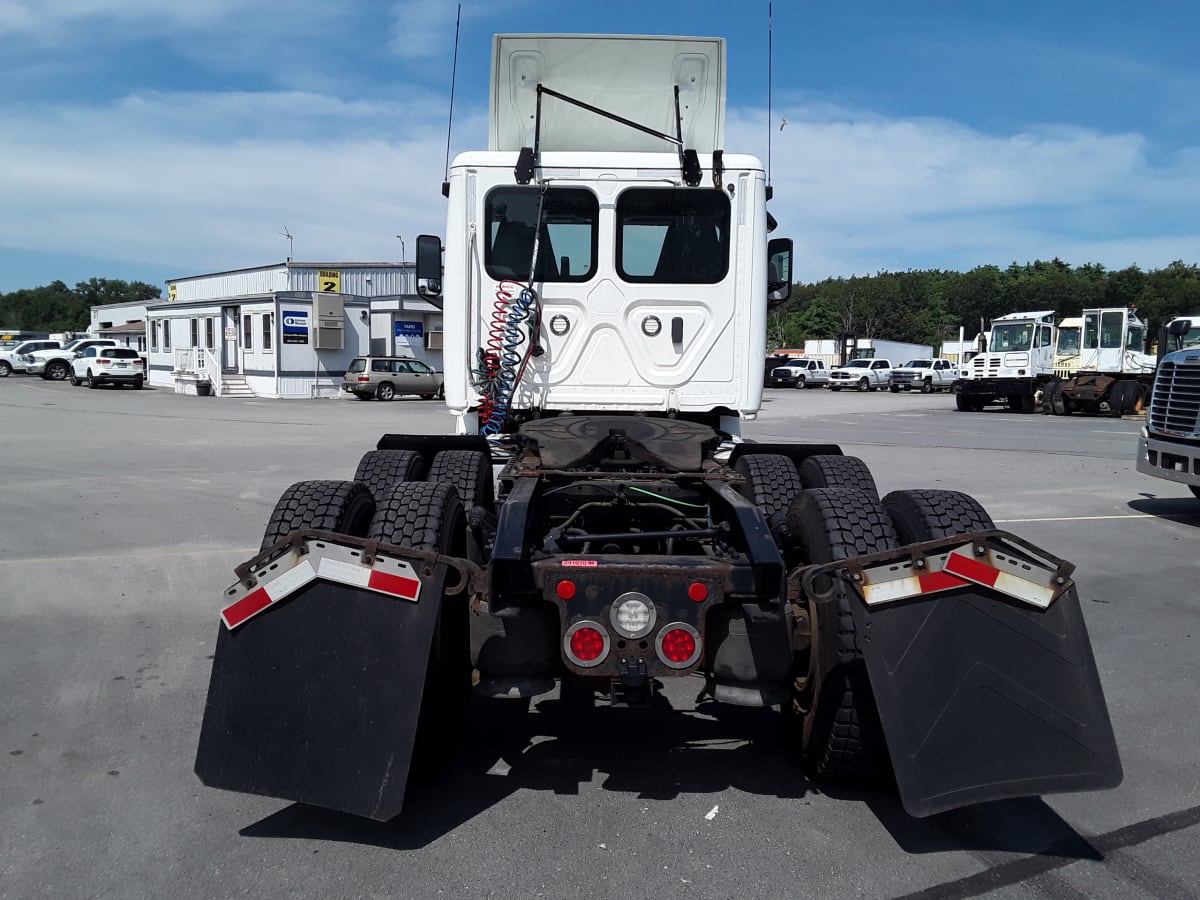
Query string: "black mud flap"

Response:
xmin=194 ymin=552 xmax=448 ymax=822
xmin=848 ymin=580 xmax=1122 ymax=817
xmin=809 ymin=535 xmax=1123 ymax=818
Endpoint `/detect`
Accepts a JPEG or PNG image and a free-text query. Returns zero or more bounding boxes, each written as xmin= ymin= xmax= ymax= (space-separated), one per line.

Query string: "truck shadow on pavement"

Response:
xmin=239 ymin=693 xmax=1097 ymax=860
xmin=1128 ymin=496 xmax=1200 ymax=527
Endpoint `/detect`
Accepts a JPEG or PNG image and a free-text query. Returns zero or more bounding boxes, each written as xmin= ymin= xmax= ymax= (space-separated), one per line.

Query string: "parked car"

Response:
xmin=889 ymin=358 xmax=958 ymax=393
xmin=766 ymin=358 xmax=830 ymax=389
xmin=23 ymin=339 xmax=118 ymax=380
xmin=0 ymin=339 xmax=61 ymax=376
xmin=828 ymin=358 xmax=892 ymax=391
xmin=70 ymin=346 xmax=145 ymax=389
xmin=342 ymin=356 xmax=444 ymax=401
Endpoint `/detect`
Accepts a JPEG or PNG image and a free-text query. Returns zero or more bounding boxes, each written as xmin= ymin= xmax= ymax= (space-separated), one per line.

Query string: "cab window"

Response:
xmin=485 ymin=187 xmax=598 ymax=283
xmin=616 ymin=187 xmax=730 ymax=283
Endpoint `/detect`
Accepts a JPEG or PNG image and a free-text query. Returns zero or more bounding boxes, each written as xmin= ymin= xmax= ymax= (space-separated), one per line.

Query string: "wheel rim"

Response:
xmin=50 ymin=362 xmax=67 ymax=380
xmin=858 ymin=378 xmax=868 ymax=391
xmin=378 ymin=384 xmax=394 ymax=400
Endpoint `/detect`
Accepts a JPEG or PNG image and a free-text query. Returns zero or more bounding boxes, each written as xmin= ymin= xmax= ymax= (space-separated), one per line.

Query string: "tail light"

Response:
xmin=96 ymin=359 xmax=111 ymax=365
xmin=358 ymin=376 xmax=370 ymax=382
xmin=655 ymin=623 xmax=701 ymax=669
xmin=132 ymin=359 xmax=144 ymax=366
xmin=563 ymin=621 xmax=609 ymax=668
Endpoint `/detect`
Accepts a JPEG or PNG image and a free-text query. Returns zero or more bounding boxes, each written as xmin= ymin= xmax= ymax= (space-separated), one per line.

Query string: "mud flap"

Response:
xmin=194 ymin=547 xmax=448 ymax=822
xmin=847 ymin=577 xmax=1122 ymax=817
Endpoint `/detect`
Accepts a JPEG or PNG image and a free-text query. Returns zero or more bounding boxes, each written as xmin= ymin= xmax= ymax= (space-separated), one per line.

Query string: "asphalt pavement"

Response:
xmin=1 ymin=378 xmax=1197 ymax=899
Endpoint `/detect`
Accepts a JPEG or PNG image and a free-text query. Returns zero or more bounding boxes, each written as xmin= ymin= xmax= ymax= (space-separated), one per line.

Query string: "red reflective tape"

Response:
xmin=943 ymin=552 xmax=1000 ymax=587
xmin=222 ymin=587 xmax=271 ymax=629
xmin=917 ymin=570 xmax=969 ymax=593
xmin=367 ymin=569 xmax=419 ymax=599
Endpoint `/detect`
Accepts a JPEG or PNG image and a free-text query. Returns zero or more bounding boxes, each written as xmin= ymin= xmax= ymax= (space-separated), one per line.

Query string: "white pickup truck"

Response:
xmin=828 ymin=358 xmax=892 ymax=391
xmin=766 ymin=358 xmax=830 ymax=389
xmin=22 ymin=338 xmax=118 ymax=381
xmin=889 ymin=358 xmax=958 ymax=393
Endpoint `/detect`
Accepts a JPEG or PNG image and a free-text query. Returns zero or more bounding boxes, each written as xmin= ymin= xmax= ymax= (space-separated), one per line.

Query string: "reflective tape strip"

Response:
xmin=862 ymin=568 xmax=968 ymax=606
xmin=368 ymin=569 xmax=420 ymax=599
xmin=317 ymin=557 xmax=371 ymax=588
xmin=943 ymin=551 xmax=1054 ymax=609
xmin=220 ymin=559 xmax=317 ymax=629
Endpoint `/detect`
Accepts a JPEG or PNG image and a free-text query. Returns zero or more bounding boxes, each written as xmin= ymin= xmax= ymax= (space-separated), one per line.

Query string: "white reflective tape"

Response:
xmin=991 ymin=569 xmax=1054 ymax=609
xmin=862 ymin=574 xmax=923 ymax=606
xmin=317 ymin=556 xmax=371 ymax=588
xmin=263 ymin=559 xmax=317 ymax=601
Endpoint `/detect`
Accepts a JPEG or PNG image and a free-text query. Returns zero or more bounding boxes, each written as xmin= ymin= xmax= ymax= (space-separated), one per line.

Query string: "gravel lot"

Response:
xmin=2 ymin=378 xmax=1198 ymax=899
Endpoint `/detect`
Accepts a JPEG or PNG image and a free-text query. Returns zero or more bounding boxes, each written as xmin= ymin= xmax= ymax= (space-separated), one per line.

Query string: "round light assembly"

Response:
xmin=564 ymin=620 xmax=610 ymax=668
xmin=641 ymin=315 xmax=662 ymax=337
xmin=610 ymin=591 xmax=656 ymax=639
xmin=549 ymin=314 xmax=570 ymax=336
xmin=655 ymin=622 xmax=702 ymax=669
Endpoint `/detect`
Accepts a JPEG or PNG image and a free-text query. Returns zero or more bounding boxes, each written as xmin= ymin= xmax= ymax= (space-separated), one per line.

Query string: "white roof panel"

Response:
xmin=490 ymin=34 xmax=726 ymax=153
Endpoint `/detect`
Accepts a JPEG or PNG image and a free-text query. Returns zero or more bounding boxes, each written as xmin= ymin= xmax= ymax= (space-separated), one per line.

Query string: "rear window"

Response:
xmin=102 ymin=348 xmax=139 ymax=359
xmin=347 ymin=359 xmax=366 ymax=373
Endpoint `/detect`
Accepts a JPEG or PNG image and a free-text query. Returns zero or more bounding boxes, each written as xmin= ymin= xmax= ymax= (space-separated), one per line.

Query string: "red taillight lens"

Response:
xmin=133 ymin=359 xmax=144 ymax=366
xmin=556 ymin=579 xmax=576 ymax=600
xmin=96 ymin=358 xmax=111 ymax=365
xmin=660 ymin=628 xmax=697 ymax=663
xmin=687 ymin=582 xmax=708 ymax=602
xmin=357 ymin=376 xmax=370 ymax=382
xmin=569 ymin=627 xmax=605 ymax=662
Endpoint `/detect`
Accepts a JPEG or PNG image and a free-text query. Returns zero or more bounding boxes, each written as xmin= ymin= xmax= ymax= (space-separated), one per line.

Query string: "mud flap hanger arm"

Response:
xmin=236 ymin=529 xmax=487 ymax=601
xmin=515 ymin=84 xmax=718 ymax=188
xmin=790 ymin=529 xmax=1076 ymax=609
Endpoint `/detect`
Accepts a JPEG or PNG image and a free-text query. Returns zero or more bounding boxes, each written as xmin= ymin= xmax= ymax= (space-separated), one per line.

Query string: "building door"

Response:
xmin=221 ymin=306 xmax=240 ymax=373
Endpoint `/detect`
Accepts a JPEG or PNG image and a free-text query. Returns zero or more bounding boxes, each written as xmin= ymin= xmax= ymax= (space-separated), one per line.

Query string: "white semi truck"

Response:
xmin=1137 ymin=317 xmax=1200 ymax=496
xmin=195 ymin=33 xmax=1120 ymax=823
xmin=957 ymin=307 xmax=1156 ymax=415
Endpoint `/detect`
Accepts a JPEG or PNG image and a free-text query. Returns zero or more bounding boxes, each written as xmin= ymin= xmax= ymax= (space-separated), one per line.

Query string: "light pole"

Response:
xmin=395 ymin=235 xmax=405 ymax=265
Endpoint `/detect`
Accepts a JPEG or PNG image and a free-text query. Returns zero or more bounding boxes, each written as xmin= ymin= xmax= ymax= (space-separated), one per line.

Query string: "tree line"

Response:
xmin=770 ymin=259 xmax=1200 ymax=350
xmin=0 ymin=278 xmax=162 ymax=333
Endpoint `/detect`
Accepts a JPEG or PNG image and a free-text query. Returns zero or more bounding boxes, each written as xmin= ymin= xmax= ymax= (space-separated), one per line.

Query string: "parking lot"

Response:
xmin=2 ymin=378 xmax=1198 ymax=899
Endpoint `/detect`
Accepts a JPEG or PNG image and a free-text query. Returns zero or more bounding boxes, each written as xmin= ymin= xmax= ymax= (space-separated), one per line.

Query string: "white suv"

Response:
xmin=0 ymin=339 xmax=61 ymax=376
xmin=70 ymin=346 xmax=145 ymax=389
xmin=22 ymin=339 xmax=118 ymax=380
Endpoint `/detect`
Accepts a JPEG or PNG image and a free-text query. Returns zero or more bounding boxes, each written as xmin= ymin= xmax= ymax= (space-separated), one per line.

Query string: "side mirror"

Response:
xmin=415 ymin=234 xmax=443 ymax=299
xmin=1167 ymin=318 xmax=1191 ymax=337
xmin=767 ymin=237 xmax=793 ymax=308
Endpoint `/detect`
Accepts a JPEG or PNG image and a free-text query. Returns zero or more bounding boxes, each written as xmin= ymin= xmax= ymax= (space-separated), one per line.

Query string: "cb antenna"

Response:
xmin=442 ymin=3 xmax=462 ymax=196
xmin=767 ymin=1 xmax=774 ymax=193
xmin=280 ymin=226 xmax=293 ymax=262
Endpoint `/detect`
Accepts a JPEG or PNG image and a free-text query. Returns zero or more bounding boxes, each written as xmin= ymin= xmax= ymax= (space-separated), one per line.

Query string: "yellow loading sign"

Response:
xmin=319 ymin=270 xmax=342 ymax=293
xmin=169 ymin=284 xmax=177 ymax=301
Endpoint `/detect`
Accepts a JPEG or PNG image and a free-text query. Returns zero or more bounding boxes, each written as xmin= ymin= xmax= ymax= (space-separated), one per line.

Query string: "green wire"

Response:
xmin=626 ymin=485 xmax=709 ymax=508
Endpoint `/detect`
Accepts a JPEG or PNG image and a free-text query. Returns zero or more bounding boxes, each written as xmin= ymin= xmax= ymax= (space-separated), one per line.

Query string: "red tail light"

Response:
xmin=655 ymin=623 xmax=701 ymax=669
xmin=132 ymin=359 xmax=144 ymax=366
xmin=564 ymin=621 xmax=609 ymax=668
xmin=556 ymin=579 xmax=576 ymax=600
xmin=358 ymin=375 xmax=370 ymax=382
xmin=687 ymin=582 xmax=708 ymax=602
xmin=96 ymin=358 xmax=111 ymax=365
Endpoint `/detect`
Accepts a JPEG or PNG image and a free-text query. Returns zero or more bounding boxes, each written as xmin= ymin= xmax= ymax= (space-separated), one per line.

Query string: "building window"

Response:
xmin=137 ymin=336 xmax=146 ymax=352
xmin=150 ymin=322 xmax=158 ymax=352
xmin=243 ymin=314 xmax=253 ymax=350
xmin=263 ymin=313 xmax=273 ymax=351
xmin=190 ymin=317 xmax=199 ymax=348
xmin=206 ymin=317 xmax=215 ymax=350
xmin=163 ymin=320 xmax=171 ymax=351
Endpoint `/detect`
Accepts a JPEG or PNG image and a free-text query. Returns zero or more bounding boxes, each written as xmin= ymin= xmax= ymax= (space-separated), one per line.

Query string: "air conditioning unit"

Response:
xmin=425 ymin=331 xmax=444 ymax=350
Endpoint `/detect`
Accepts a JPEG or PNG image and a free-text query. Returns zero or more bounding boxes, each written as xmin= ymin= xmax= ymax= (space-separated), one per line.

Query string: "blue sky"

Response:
xmin=1 ymin=0 xmax=1198 ymax=294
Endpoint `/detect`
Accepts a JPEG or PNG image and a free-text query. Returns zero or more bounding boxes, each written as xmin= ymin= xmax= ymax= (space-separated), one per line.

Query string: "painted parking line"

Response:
xmin=995 ymin=514 xmax=1155 ymax=523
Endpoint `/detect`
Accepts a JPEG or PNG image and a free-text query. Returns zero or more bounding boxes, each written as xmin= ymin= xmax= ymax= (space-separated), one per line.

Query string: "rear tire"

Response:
xmin=425 ymin=449 xmax=495 ymax=511
xmin=259 ymin=480 xmax=376 ymax=552
xmin=883 ymin=488 xmax=994 ymax=542
xmin=733 ymin=453 xmax=803 ymax=518
xmin=369 ymin=481 xmax=471 ymax=772
xmin=797 ymin=454 xmax=879 ymax=500
xmin=353 ymin=449 xmax=425 ymax=501
xmin=133 ymin=377 xmax=143 ymax=390
xmin=376 ymin=382 xmax=396 ymax=401
xmin=1108 ymin=381 xmax=1132 ymax=417
xmin=955 ymin=392 xmax=979 ymax=412
xmin=0 ymin=361 xmax=9 ymax=377
xmin=785 ymin=488 xmax=897 ymax=781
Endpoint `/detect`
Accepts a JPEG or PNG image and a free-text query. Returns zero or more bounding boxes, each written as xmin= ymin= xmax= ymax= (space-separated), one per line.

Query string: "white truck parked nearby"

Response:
xmin=843 ymin=337 xmax=933 ymax=365
xmin=766 ymin=357 xmax=829 ymax=388
xmin=22 ymin=338 xmax=118 ymax=381
xmin=889 ymin=359 xmax=957 ymax=393
xmin=828 ymin=358 xmax=892 ymax=391
xmin=0 ymin=339 xmax=61 ymax=376
xmin=1137 ymin=316 xmax=1200 ymax=496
